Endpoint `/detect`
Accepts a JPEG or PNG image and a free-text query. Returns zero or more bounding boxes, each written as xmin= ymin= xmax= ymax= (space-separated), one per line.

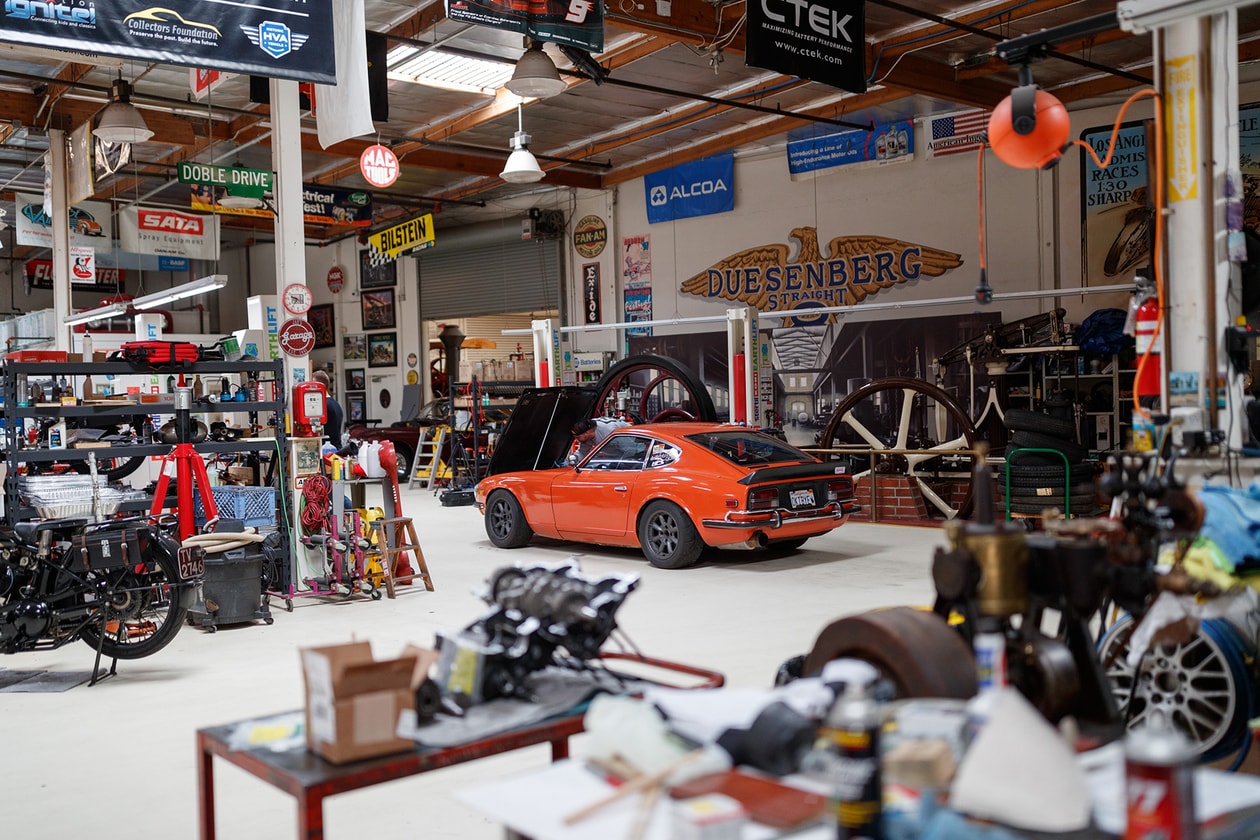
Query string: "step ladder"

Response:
xmin=408 ymin=426 xmax=448 ymax=490
xmin=367 ymin=516 xmax=434 ymax=598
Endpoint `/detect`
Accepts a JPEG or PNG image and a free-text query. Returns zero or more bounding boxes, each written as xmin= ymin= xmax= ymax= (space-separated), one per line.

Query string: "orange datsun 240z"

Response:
xmin=475 ymin=422 xmax=859 ymax=569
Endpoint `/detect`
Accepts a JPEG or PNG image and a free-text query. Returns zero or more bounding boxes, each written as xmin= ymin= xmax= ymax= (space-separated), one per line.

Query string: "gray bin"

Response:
xmin=188 ymin=548 xmax=273 ymax=632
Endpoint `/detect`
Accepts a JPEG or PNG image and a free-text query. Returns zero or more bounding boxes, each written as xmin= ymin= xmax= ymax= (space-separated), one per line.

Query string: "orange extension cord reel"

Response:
xmin=987 ymin=83 xmax=1071 ymax=170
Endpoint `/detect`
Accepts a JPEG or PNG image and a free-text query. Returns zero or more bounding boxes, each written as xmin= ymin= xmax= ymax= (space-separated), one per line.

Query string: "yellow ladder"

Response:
xmin=409 ymin=425 xmax=448 ymax=490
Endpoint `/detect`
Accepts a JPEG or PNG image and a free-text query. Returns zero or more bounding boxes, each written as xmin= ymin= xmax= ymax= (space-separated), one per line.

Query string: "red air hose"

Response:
xmin=300 ymin=474 xmax=332 ymax=536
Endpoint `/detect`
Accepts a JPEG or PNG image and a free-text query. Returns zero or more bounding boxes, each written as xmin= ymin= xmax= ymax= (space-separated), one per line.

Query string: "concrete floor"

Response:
xmin=0 ymin=485 xmax=946 ymax=839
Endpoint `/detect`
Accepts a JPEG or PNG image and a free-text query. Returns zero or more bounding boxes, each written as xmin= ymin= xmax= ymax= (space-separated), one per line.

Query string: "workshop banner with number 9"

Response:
xmin=444 ymin=0 xmax=603 ymax=51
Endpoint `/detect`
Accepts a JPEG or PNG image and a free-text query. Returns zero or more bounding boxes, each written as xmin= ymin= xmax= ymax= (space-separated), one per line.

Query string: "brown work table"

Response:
xmin=195 ymin=653 xmax=724 ymax=840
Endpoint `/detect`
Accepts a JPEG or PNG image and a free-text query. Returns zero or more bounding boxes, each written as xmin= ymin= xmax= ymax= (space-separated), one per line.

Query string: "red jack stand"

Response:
xmin=149 ymin=387 xmax=218 ymax=540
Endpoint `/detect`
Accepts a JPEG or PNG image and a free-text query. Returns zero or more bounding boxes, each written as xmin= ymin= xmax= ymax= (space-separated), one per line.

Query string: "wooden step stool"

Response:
xmin=367 ymin=517 xmax=434 ymax=598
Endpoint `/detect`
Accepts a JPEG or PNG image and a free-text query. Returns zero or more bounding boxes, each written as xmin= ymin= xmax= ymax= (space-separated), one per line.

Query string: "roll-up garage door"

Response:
xmin=415 ymin=222 xmax=563 ymax=321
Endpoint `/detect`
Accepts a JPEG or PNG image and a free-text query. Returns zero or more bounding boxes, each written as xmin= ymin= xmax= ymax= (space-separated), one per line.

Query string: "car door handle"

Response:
xmin=614 ymin=485 xmax=628 ymax=492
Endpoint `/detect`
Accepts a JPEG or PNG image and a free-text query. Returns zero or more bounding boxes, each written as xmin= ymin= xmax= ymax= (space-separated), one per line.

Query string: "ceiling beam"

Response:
xmin=605 ymin=2 xmax=747 ymax=52
xmin=877 ymin=54 xmax=1011 ymax=109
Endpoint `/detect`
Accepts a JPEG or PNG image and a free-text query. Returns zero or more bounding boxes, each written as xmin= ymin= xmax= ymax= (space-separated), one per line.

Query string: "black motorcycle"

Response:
xmin=0 ymin=515 xmax=201 ymax=676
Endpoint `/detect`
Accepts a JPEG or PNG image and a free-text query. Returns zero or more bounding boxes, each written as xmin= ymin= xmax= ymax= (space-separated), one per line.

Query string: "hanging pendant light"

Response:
xmin=500 ymin=105 xmax=545 ymax=184
xmin=505 ymin=41 xmax=566 ymax=99
xmin=93 ymin=79 xmax=153 ymax=145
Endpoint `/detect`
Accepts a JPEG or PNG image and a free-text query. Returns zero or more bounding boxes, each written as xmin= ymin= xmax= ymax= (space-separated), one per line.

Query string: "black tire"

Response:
xmin=638 ymin=500 xmax=704 ymax=569
xmin=78 ymin=541 xmax=189 ymax=660
xmin=393 ymin=445 xmax=414 ymax=481
xmin=767 ymin=537 xmax=809 ymax=552
xmin=1009 ymin=499 xmax=1104 ymax=515
xmin=592 ymin=354 xmax=718 ymax=423
xmin=1007 ymin=462 xmax=1097 ymax=481
xmin=484 ymin=489 xmax=533 ymax=549
xmin=1009 ymin=493 xmax=1099 ymax=509
xmin=1003 ymin=408 xmax=1077 ymax=440
xmin=1010 ymin=430 xmax=1089 ymax=463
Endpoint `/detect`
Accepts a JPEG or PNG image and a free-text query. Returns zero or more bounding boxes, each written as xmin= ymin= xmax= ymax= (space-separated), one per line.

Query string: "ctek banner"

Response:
xmin=644 ymin=153 xmax=734 ymax=224
xmin=0 ymin=0 xmax=336 ymax=83
xmin=368 ymin=213 xmax=434 ymax=261
xmin=745 ymin=0 xmax=866 ymax=95
xmin=120 ymin=206 xmax=221 ymax=260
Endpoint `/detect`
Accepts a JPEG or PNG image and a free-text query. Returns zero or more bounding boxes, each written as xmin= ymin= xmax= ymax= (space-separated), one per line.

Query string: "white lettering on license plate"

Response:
xmin=790 ymin=489 xmax=815 ymax=508
xmin=177 ymin=548 xmax=205 ymax=580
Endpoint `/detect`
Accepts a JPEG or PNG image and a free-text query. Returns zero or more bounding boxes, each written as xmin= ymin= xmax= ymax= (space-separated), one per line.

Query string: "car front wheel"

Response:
xmin=485 ymin=490 xmax=533 ymax=548
xmin=638 ymin=501 xmax=703 ymax=569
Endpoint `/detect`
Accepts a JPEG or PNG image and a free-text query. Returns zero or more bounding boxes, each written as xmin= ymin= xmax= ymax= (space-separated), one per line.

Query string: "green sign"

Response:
xmin=176 ymin=162 xmax=272 ymax=198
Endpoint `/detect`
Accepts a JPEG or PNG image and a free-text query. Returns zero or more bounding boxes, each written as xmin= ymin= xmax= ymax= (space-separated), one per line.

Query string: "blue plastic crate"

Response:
xmin=194 ymin=486 xmax=277 ymax=527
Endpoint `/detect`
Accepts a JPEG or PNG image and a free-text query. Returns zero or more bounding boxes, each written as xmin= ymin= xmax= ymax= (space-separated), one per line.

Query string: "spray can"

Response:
xmin=822 ymin=682 xmax=883 ymax=840
xmin=1124 ymin=713 xmax=1198 ymax=840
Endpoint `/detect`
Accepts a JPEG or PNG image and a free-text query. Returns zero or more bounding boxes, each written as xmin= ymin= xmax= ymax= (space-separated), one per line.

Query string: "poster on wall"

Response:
xmin=1079 ymin=122 xmax=1150 ymax=286
xmin=786 ymin=121 xmax=913 ymax=177
xmin=582 ymin=263 xmax=602 ymax=325
xmin=1237 ymin=103 xmax=1260 ymax=241
xmin=926 ymin=110 xmax=989 ymax=158
xmin=644 ymin=154 xmax=733 ymax=224
xmin=119 ymin=206 xmax=221 ymax=260
xmin=623 ymin=235 xmax=653 ymax=336
xmin=15 ymin=193 xmax=112 ymax=253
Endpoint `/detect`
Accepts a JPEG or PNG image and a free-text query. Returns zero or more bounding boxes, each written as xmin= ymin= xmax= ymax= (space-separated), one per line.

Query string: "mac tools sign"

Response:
xmin=746 ymin=0 xmax=866 ymax=94
xmin=644 ymin=153 xmax=734 ymax=224
xmin=120 ymin=207 xmax=221 ymax=260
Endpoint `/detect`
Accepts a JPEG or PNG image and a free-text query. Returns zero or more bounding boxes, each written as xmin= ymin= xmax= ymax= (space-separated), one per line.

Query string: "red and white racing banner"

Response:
xmin=119 ymin=206 xmax=221 ymax=260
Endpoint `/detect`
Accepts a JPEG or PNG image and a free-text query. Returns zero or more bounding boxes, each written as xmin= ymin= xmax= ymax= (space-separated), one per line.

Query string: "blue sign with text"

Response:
xmin=159 ymin=256 xmax=190 ymax=273
xmin=644 ymin=153 xmax=734 ymax=224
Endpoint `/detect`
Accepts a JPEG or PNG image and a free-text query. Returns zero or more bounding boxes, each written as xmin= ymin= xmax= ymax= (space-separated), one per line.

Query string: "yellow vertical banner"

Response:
xmin=1164 ymin=55 xmax=1199 ymax=202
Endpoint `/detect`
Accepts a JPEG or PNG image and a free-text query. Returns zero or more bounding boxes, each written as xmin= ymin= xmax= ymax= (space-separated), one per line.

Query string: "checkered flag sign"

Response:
xmin=365 ymin=244 xmax=392 ymax=268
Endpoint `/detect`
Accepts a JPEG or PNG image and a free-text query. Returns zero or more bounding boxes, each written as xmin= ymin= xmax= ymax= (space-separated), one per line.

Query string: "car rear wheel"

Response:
xmin=393 ymin=445 xmax=414 ymax=481
xmin=638 ymin=500 xmax=703 ymax=569
xmin=484 ymin=490 xmax=533 ymax=548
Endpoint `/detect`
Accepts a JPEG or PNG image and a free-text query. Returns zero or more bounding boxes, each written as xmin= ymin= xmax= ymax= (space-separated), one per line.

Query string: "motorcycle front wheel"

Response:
xmin=78 ymin=544 xmax=189 ymax=660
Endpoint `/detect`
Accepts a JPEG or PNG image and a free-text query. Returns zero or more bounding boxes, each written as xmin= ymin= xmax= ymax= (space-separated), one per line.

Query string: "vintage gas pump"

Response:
xmin=292 ymin=380 xmax=327 ymax=438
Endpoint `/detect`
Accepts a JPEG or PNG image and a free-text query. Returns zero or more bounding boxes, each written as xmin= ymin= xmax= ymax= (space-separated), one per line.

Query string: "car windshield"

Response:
xmin=685 ymin=430 xmax=815 ymax=466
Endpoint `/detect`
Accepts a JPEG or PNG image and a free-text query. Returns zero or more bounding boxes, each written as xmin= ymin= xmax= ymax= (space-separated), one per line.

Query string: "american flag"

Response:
xmin=928 ymin=110 xmax=990 ymax=158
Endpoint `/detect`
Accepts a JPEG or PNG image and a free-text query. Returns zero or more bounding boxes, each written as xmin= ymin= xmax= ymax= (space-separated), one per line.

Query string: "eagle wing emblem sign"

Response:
xmin=680 ymin=227 xmax=963 ymax=323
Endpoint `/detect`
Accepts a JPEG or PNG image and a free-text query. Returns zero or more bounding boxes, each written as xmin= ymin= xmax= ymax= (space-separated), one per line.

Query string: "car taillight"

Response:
xmin=749 ymin=488 xmax=779 ymax=510
xmin=826 ymin=478 xmax=851 ymax=502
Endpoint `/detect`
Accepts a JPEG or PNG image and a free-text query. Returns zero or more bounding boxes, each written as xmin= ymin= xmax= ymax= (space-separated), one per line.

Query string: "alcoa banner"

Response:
xmin=120 ymin=206 xmax=221 ymax=260
xmin=644 ymin=153 xmax=734 ymax=224
xmin=0 ymin=0 xmax=335 ymax=84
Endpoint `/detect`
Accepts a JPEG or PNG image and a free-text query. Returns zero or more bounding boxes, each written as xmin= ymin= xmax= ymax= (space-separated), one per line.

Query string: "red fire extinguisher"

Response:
xmin=1133 ymin=284 xmax=1161 ymax=406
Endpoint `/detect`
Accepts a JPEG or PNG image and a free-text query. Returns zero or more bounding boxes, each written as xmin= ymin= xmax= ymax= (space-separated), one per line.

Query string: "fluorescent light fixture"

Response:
xmin=386 ymin=45 xmax=513 ymax=95
xmin=131 ymin=274 xmax=226 ymax=310
xmin=1116 ymin=0 xmax=1238 ymax=32
xmin=64 ymin=302 xmax=127 ymax=326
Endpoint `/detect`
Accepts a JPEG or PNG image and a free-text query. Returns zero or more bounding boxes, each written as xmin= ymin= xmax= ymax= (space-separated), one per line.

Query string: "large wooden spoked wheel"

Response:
xmin=591 ymin=354 xmax=718 ymax=423
xmin=816 ymin=377 xmax=979 ymax=519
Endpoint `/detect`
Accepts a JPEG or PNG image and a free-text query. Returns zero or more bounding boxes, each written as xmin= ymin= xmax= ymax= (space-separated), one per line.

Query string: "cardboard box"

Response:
xmin=301 ymin=641 xmax=418 ymax=764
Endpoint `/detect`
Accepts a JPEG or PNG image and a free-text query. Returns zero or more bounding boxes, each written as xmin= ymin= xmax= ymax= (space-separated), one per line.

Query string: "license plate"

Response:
xmin=789 ymin=488 xmax=816 ymax=509
xmin=177 ymin=546 xmax=205 ymax=580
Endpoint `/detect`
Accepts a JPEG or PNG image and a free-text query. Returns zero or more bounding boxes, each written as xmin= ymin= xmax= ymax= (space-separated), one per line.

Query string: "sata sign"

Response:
xmin=120 ymin=206 xmax=220 ymax=260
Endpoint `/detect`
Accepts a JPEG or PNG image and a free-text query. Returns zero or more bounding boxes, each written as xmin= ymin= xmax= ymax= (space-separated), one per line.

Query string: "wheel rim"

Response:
xmin=91 ymin=566 xmax=174 ymax=649
xmin=488 ymin=497 xmax=514 ymax=539
xmin=815 ymin=376 xmax=978 ymax=519
xmin=1101 ymin=616 xmax=1253 ymax=761
xmin=645 ymin=510 xmax=680 ymax=558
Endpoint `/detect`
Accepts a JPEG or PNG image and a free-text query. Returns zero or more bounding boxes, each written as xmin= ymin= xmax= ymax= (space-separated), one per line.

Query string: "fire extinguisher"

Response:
xmin=1132 ymin=279 xmax=1161 ymax=406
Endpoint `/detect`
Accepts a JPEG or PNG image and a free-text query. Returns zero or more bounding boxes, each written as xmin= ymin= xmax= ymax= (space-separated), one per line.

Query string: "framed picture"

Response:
xmin=368 ymin=332 xmax=397 ymax=368
xmin=345 ymin=367 xmax=366 ymax=392
xmin=346 ymin=392 xmax=367 ymax=422
xmin=309 ymin=304 xmax=335 ymax=349
xmin=359 ymin=249 xmax=397 ymax=289
xmin=361 ymin=288 xmax=396 ymax=330
xmin=291 ymin=438 xmax=323 ymax=477
xmin=343 ymin=333 xmax=367 ymax=361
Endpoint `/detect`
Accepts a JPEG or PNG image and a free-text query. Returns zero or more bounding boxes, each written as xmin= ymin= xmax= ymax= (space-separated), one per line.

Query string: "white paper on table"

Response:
xmin=950 ymin=688 xmax=1091 ymax=832
xmin=454 ymin=759 xmax=828 ymax=840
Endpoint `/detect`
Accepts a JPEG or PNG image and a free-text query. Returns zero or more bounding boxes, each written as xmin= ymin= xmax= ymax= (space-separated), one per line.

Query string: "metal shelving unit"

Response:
xmin=2 ymin=358 xmax=288 ymax=525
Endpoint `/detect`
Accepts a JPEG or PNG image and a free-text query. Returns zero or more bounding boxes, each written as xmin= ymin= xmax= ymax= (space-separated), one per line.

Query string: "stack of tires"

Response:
xmin=1003 ymin=409 xmax=1103 ymax=517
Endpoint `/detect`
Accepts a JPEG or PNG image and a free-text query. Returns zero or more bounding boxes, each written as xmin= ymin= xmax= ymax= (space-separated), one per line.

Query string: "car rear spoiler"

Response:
xmin=737 ymin=462 xmax=851 ymax=485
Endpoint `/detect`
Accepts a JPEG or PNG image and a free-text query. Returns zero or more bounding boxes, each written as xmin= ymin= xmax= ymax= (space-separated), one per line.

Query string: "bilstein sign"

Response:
xmin=368 ymin=214 xmax=435 ymax=261
xmin=680 ymin=227 xmax=962 ymax=324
